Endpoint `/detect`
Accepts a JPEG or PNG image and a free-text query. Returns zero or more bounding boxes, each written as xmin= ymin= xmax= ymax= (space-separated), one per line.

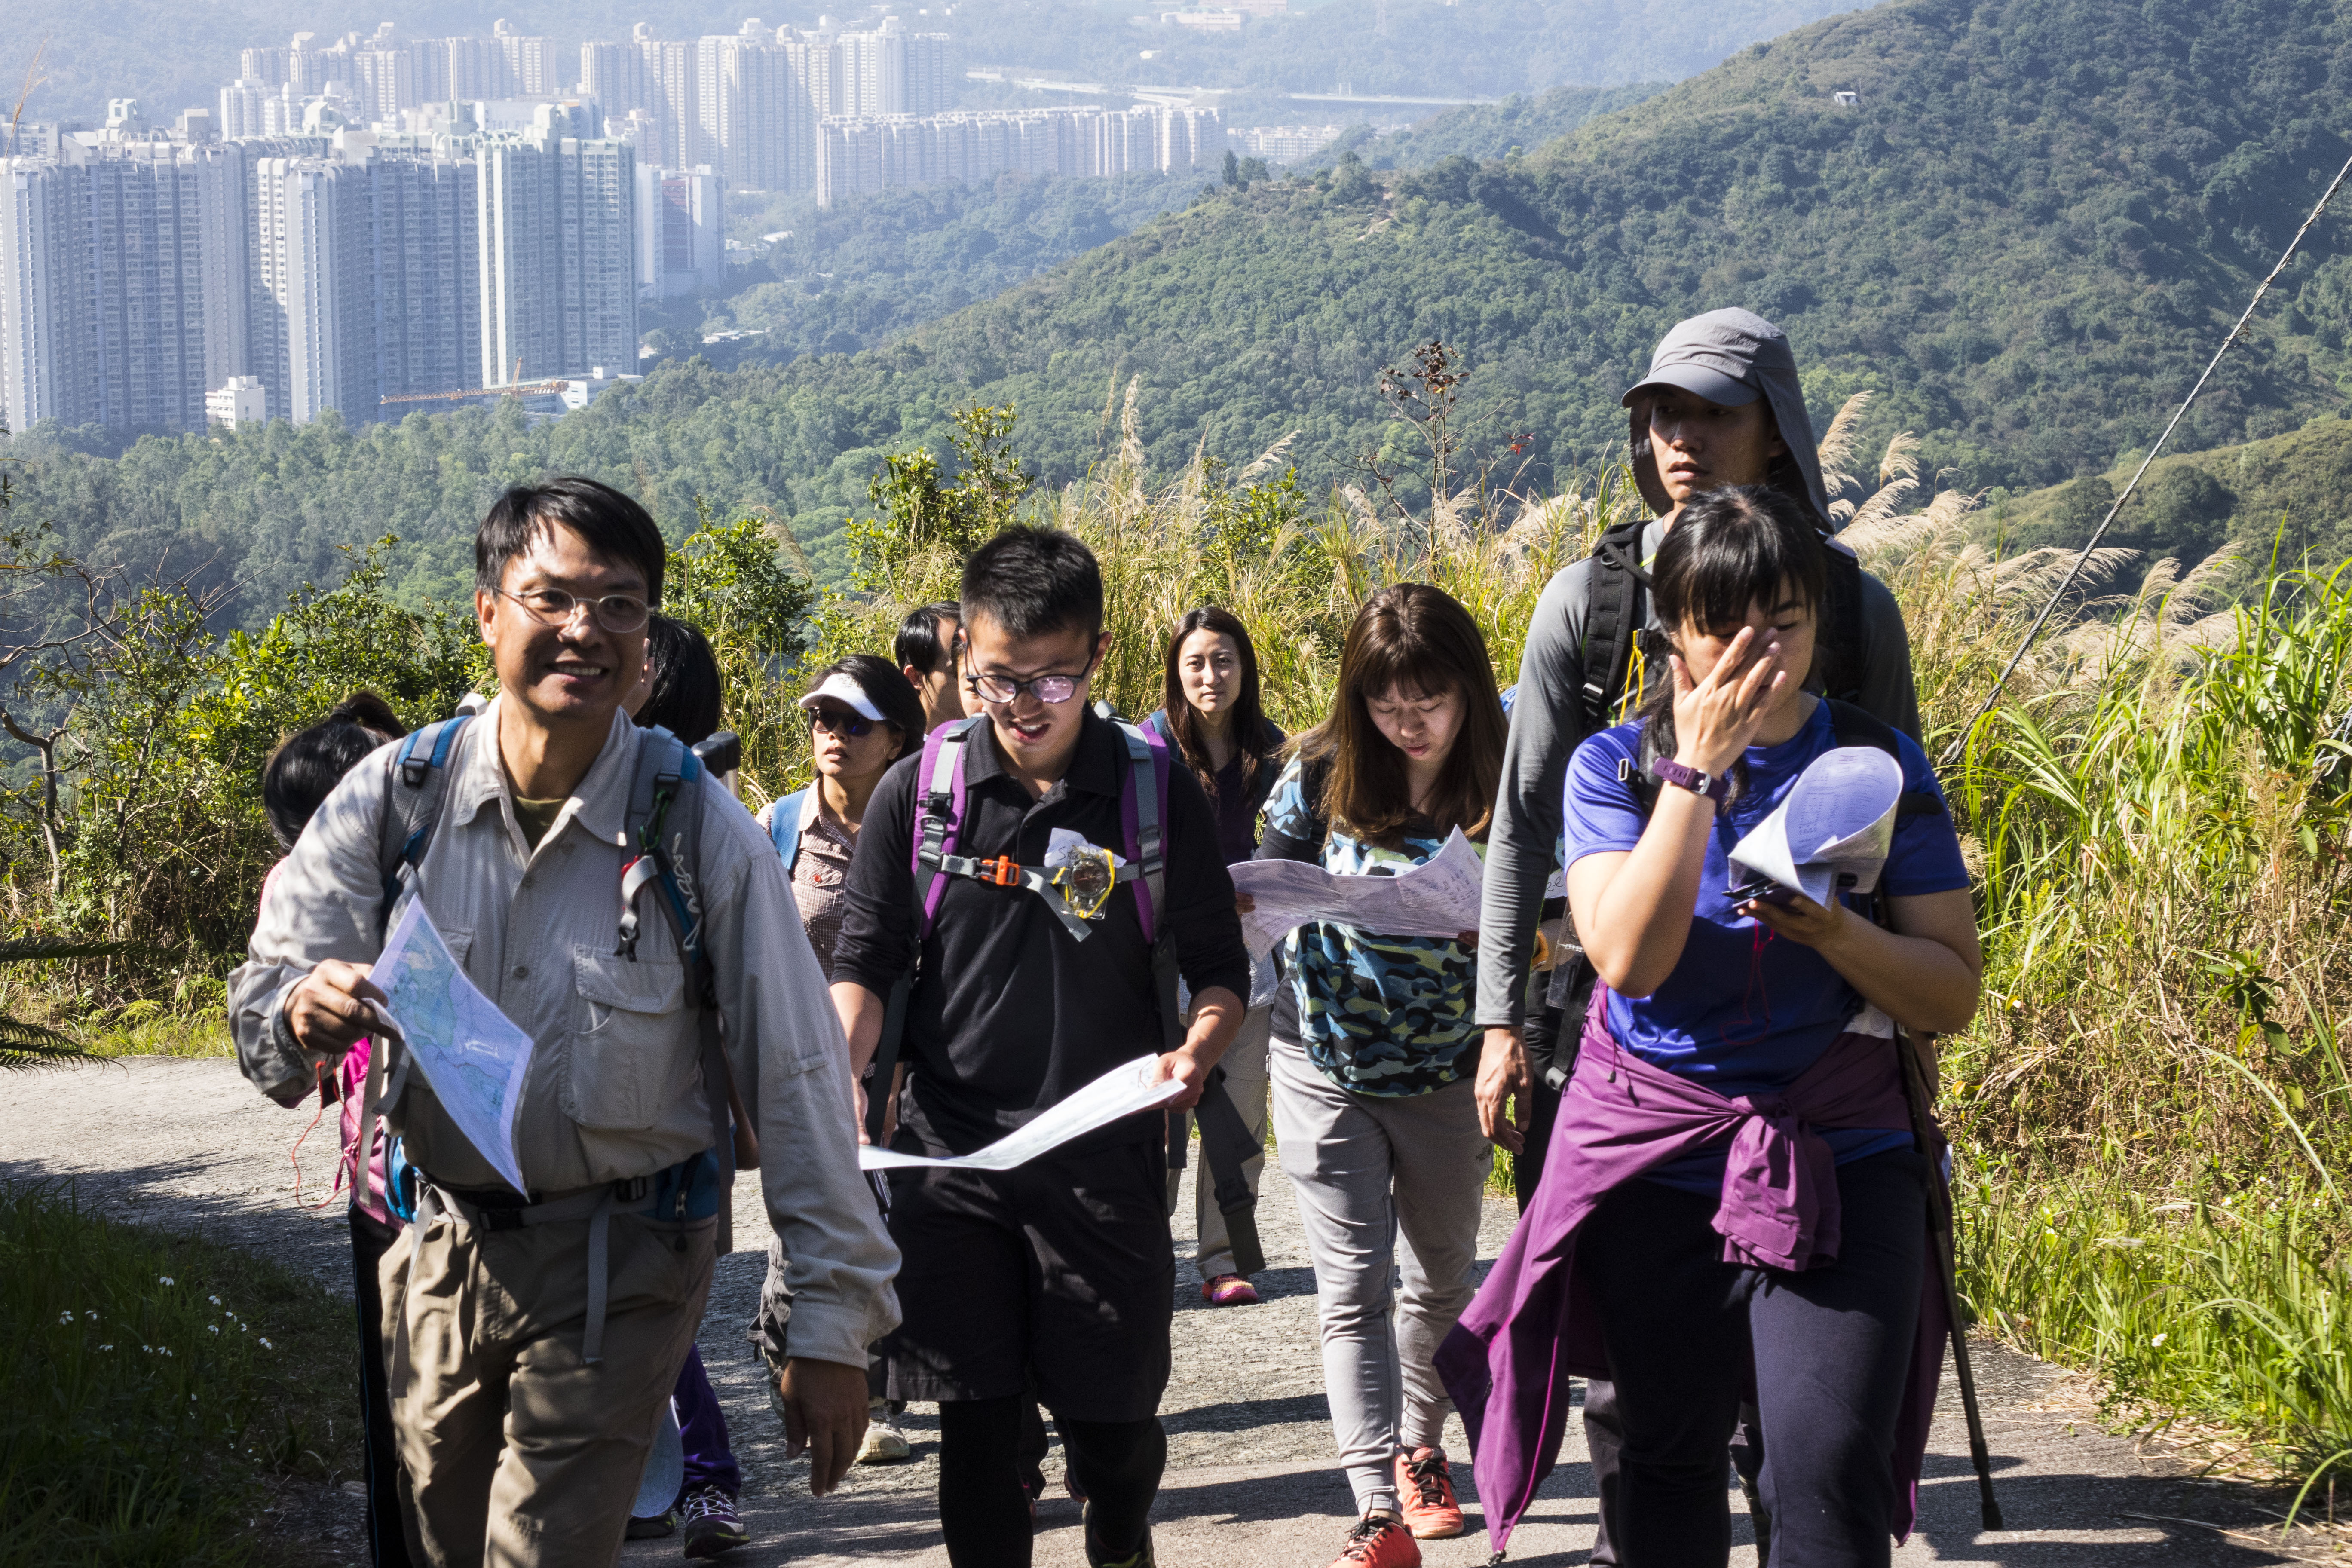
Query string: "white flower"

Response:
xmin=158 ymin=1276 xmax=174 ymax=1286
xmin=258 ymin=1338 xmax=274 ymax=1350
xmin=2152 ymin=1333 xmax=2168 ymax=1346
xmin=97 ymin=1344 xmax=112 ymax=1351
xmin=159 ymin=1346 xmax=173 ymax=1357
xmin=209 ymin=1296 xmax=221 ymax=1306
xmin=208 ymin=1325 xmax=220 ymax=1335
xmin=58 ymin=1311 xmax=72 ymax=1324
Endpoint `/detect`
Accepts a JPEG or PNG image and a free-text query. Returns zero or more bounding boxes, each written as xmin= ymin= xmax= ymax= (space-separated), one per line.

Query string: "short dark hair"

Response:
xmin=262 ymin=691 xmax=407 ymax=850
xmin=895 ymin=602 xmax=962 ymax=677
xmin=635 ymin=614 xmax=724 ymax=746
xmin=959 ymin=527 xmax=1103 ymax=642
xmin=812 ymin=653 xmax=928 ymax=763
xmin=475 ymin=478 xmax=666 ymax=605
xmin=1649 ymin=484 xmax=1829 ymax=638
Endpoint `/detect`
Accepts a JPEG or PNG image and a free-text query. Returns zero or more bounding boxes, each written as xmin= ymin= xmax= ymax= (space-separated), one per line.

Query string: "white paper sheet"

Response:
xmin=1228 ymin=826 xmax=1486 ymax=959
xmin=858 ymin=1054 xmax=1186 ymax=1172
xmin=369 ymin=900 xmax=534 ymax=1194
xmin=1727 ymin=746 xmax=1906 ymax=908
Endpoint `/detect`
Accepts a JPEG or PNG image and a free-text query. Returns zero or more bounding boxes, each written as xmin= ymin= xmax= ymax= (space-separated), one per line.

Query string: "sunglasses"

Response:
xmin=807 ymin=707 xmax=878 ymax=738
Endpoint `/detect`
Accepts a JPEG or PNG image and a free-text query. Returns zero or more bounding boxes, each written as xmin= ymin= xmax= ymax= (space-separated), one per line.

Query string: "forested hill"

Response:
xmin=13 ymin=0 xmax=2352 ymax=619
xmin=1307 ymin=83 xmax=1672 ymax=172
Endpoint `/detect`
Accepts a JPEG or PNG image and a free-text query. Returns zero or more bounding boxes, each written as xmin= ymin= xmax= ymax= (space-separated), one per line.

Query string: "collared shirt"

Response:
xmin=830 ymin=708 xmax=1251 ymax=1157
xmin=228 ymin=701 xmax=900 ymax=1369
xmin=773 ymin=788 xmax=855 ymax=979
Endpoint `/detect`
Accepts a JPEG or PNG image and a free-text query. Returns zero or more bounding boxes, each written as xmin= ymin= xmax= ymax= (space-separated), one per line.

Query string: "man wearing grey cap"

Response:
xmin=1470 ymin=307 xmax=1923 ymax=1566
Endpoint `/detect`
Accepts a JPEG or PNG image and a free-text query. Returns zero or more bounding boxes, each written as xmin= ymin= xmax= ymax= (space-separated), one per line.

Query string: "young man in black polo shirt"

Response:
xmin=830 ymin=527 xmax=1249 ymax=1568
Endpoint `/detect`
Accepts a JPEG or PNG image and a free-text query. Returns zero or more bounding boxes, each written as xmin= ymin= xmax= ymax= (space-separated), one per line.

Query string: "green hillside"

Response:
xmin=1991 ymin=416 xmax=2352 ymax=573
xmin=12 ymin=0 xmax=2352 ymax=624
xmin=1307 ymin=83 xmax=1672 ymax=172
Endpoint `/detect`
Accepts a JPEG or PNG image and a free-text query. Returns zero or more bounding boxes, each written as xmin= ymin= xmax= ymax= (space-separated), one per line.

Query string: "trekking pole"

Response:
xmin=1895 ymin=1026 xmax=2005 ymax=1532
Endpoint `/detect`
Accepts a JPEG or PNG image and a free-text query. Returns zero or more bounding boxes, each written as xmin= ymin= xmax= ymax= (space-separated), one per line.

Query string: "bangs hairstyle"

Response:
xmin=1648 ymin=483 xmax=1828 ymax=637
xmin=1639 ymin=486 xmax=1829 ymax=802
xmin=475 ymin=477 xmax=666 ymax=606
xmin=1161 ymin=606 xmax=1280 ymax=800
xmin=1303 ymin=583 xmax=1504 ymax=845
xmin=262 ymin=691 xmax=407 ymax=850
xmin=959 ymin=527 xmax=1104 ymax=641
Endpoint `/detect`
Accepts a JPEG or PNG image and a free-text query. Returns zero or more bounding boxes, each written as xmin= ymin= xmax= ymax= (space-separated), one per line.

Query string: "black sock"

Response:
xmin=939 ymin=1396 xmax=1031 ymax=1568
xmin=1060 ymin=1414 xmax=1165 ymax=1560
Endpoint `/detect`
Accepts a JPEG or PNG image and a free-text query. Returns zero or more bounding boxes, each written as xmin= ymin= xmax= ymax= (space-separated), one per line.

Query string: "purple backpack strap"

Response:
xmin=910 ymin=716 xmax=982 ymax=939
xmin=1115 ymin=718 xmax=1173 ymax=945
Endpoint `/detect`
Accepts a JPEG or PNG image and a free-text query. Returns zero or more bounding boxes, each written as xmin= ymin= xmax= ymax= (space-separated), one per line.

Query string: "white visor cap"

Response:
xmin=797 ymin=671 xmax=886 ymax=722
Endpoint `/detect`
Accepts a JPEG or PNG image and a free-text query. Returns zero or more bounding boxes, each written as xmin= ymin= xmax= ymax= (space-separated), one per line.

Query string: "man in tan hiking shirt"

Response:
xmin=229 ymin=478 xmax=898 ymax=1568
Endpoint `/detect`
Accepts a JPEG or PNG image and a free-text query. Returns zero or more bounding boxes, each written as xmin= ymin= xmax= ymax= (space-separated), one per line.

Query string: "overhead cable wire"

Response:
xmin=1940 ymin=146 xmax=2352 ymax=769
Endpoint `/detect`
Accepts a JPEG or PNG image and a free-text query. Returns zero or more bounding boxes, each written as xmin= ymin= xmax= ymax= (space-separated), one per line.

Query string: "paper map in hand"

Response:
xmin=1727 ymin=745 xmax=1906 ymax=908
xmin=1228 ymin=826 xmax=1487 ymax=959
xmin=371 ymin=900 xmax=534 ymax=1194
xmin=859 ymin=1054 xmax=1185 ymax=1173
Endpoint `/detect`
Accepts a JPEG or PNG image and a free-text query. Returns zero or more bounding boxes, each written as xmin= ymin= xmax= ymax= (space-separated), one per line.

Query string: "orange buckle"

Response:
xmin=978 ymin=854 xmax=1023 ymax=887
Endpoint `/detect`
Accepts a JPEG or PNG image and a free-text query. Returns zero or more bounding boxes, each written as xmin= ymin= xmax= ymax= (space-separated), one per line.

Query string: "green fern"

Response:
xmin=0 ymin=939 xmax=123 ymax=1069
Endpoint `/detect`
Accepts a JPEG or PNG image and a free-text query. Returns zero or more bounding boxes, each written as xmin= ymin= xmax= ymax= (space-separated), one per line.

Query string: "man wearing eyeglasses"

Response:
xmin=829 ymin=526 xmax=1250 ymax=1568
xmin=229 ymin=478 xmax=900 ymax=1567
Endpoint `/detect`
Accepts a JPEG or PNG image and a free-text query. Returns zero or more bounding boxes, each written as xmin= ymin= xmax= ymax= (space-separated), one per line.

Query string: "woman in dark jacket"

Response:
xmin=1147 ymin=605 xmax=1285 ymax=1305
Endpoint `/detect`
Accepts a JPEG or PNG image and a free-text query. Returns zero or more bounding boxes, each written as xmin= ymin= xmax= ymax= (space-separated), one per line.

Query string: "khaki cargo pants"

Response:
xmin=381 ymin=1204 xmax=716 ymax=1568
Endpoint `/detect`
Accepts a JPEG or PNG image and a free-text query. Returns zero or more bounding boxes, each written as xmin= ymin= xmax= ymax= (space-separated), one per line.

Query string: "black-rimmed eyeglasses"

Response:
xmin=497 ymin=587 xmax=652 ymax=634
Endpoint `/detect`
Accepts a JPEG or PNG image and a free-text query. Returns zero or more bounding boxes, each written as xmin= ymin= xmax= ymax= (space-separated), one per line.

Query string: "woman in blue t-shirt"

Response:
xmin=1557 ymin=485 xmax=1980 ymax=1568
xmin=1256 ymin=582 xmax=1505 ymax=1567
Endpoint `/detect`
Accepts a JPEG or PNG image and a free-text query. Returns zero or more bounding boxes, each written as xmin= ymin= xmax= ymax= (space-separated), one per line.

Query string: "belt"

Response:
xmin=390 ymin=1157 xmax=710 ymax=1381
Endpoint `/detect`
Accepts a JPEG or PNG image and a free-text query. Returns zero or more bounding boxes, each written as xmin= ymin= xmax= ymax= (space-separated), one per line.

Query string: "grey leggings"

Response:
xmin=1269 ymin=1033 xmax=1491 ymax=1514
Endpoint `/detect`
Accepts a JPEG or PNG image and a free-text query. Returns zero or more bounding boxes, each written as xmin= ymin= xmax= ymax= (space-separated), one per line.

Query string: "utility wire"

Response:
xmin=1940 ymin=146 xmax=2352 ymax=769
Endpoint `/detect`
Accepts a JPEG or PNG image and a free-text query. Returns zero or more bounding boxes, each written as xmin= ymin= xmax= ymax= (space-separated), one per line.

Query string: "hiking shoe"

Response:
xmin=1082 ymin=1502 xmax=1154 ymax=1568
xmin=856 ymin=1399 xmax=912 ymax=1464
xmin=625 ymin=1508 xmax=677 ymax=1540
xmin=678 ymin=1485 xmax=749 ymax=1559
xmin=1200 ymin=1273 xmax=1261 ymax=1305
xmin=1329 ymin=1514 xmax=1421 ymax=1568
xmin=1394 ymin=1448 xmax=1464 ymax=1539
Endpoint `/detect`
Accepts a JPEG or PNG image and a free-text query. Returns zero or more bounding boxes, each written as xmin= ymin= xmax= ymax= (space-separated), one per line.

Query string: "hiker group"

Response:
xmin=231 ymin=307 xmax=1984 ymax=1568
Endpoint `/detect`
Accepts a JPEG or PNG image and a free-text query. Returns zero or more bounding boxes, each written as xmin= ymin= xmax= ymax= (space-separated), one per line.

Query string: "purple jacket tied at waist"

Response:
xmin=1434 ymin=990 xmax=1951 ymax=1553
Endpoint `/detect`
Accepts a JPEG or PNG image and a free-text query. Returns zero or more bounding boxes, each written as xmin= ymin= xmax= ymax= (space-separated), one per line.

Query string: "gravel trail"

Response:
xmin=3 ymin=1057 xmax=2339 ymax=1565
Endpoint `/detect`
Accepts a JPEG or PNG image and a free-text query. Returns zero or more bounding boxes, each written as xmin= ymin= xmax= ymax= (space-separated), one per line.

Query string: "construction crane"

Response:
xmin=379 ymin=357 xmax=565 ymax=407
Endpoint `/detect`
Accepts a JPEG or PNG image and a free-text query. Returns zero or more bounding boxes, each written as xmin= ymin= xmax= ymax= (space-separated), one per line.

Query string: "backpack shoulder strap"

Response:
xmin=1817 ymin=538 xmax=1868 ymax=706
xmin=1581 ymin=518 xmax=1651 ymax=735
xmin=769 ymin=787 xmax=811 ymax=873
xmin=1115 ymin=717 xmax=1172 ymax=944
xmin=376 ymin=714 xmax=474 ymax=937
xmin=911 ymin=716 xmax=983 ymax=940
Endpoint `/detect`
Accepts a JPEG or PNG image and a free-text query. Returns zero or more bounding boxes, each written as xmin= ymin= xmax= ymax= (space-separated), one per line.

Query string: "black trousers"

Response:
xmin=940 ymin=1397 xmax=1162 ymax=1566
xmin=349 ymin=1205 xmax=415 ymax=1568
xmin=1578 ymin=1152 xmax=1929 ymax=1568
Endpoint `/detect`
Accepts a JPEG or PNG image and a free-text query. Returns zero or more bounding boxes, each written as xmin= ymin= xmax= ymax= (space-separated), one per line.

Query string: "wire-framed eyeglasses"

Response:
xmin=965 ymin=669 xmax=1088 ymax=705
xmin=497 ymin=586 xmax=652 ymax=634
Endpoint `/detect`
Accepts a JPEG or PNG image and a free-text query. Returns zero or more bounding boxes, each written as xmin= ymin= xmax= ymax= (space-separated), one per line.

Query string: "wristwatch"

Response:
xmin=1649 ymin=756 xmax=1731 ymax=809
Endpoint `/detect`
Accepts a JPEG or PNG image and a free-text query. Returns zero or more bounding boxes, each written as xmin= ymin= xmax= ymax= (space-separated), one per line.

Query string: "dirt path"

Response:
xmin=4 ymin=1057 xmax=2341 ymax=1565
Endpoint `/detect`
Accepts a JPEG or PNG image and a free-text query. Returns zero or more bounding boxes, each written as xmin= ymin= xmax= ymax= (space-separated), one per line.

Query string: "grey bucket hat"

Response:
xmin=1622 ymin=308 xmax=1833 ymax=529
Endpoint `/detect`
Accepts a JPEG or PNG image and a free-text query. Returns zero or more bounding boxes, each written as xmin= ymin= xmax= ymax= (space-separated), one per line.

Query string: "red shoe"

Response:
xmin=1200 ymin=1273 xmax=1261 ymax=1305
xmin=1328 ymin=1514 xmax=1421 ymax=1568
xmin=1394 ymin=1448 xmax=1464 ymax=1539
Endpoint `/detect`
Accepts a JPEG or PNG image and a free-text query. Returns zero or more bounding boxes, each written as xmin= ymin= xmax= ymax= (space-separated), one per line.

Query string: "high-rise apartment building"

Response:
xmin=248 ymin=152 xmax=374 ymax=424
xmin=494 ymin=21 xmax=554 ymax=98
xmin=636 ymin=163 xmax=724 ymax=298
xmin=633 ymin=28 xmax=700 ymax=174
xmin=476 ymin=124 xmax=637 ymax=386
xmin=0 ymin=141 xmax=248 ymax=432
xmin=697 ymin=21 xmax=808 ymax=193
xmin=812 ymin=104 xmax=1223 ymax=205
xmin=371 ymin=149 xmax=479 ymax=401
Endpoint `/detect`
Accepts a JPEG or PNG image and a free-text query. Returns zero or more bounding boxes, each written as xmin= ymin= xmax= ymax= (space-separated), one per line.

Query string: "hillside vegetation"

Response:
xmin=15 ymin=0 xmax=2352 ymax=622
xmin=1307 ymin=83 xmax=1671 ymax=172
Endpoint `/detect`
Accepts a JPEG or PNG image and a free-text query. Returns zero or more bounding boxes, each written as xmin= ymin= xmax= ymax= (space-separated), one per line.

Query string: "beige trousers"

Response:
xmin=381 ymin=1204 xmax=716 ymax=1568
xmin=1165 ymin=1001 xmax=1272 ymax=1278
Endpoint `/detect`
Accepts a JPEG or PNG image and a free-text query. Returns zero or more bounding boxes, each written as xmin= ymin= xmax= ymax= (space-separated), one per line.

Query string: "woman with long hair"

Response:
xmin=1254 ymin=583 xmax=1506 ymax=1568
xmin=1439 ymin=485 xmax=1980 ymax=1568
xmin=1146 ymin=606 xmax=1287 ymax=1306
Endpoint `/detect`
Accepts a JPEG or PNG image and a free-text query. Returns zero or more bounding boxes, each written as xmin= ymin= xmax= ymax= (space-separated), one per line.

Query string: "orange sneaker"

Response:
xmin=1328 ymin=1514 xmax=1421 ymax=1568
xmin=1394 ymin=1448 xmax=1464 ymax=1539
